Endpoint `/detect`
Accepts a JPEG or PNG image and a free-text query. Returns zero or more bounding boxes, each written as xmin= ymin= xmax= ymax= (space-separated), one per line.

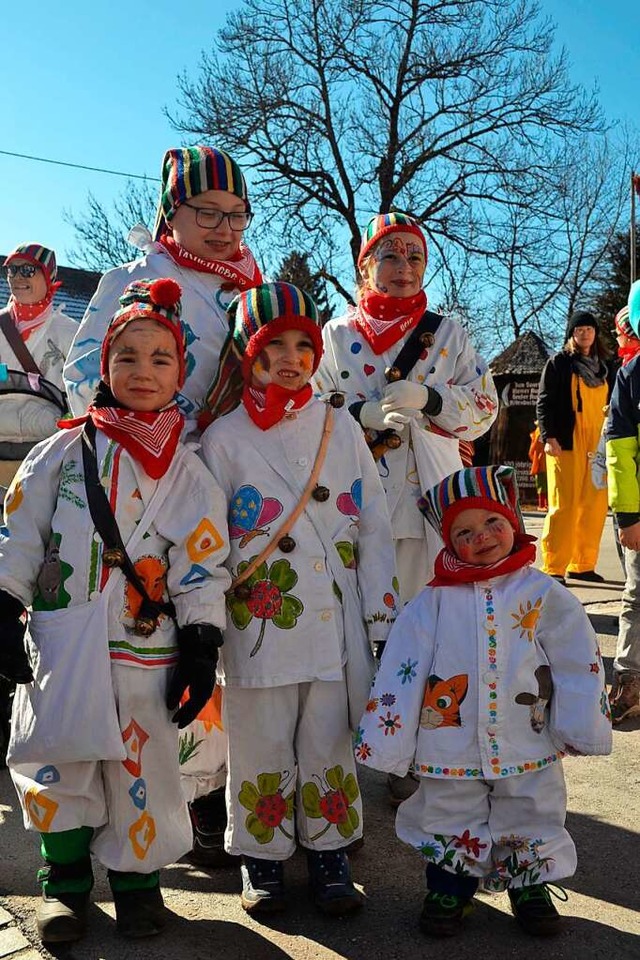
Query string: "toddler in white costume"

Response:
xmin=0 ymin=278 xmax=230 ymax=943
xmin=357 ymin=464 xmax=612 ymax=937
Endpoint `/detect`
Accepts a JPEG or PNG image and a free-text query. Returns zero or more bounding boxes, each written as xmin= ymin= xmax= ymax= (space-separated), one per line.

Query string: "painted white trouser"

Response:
xmin=178 ymin=685 xmax=228 ymax=802
xmin=396 ymin=762 xmax=576 ymax=891
xmin=395 ymin=536 xmax=440 ymax=605
xmin=223 ymin=678 xmax=363 ymax=860
xmin=10 ymin=664 xmax=191 ymax=874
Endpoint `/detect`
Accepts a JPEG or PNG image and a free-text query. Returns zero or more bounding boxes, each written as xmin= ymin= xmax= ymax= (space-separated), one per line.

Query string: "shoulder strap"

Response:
xmin=387 ymin=309 xmax=443 ymax=381
xmin=81 ymin=420 xmax=175 ymax=633
xmin=229 ymin=404 xmax=334 ymax=592
xmin=0 ymin=308 xmax=42 ymax=376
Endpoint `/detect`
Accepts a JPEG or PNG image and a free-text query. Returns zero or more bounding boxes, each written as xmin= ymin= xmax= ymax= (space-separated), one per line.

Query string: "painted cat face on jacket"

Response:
xmin=420 ymin=674 xmax=469 ymax=729
xmin=449 ymin=507 xmax=515 ymax=565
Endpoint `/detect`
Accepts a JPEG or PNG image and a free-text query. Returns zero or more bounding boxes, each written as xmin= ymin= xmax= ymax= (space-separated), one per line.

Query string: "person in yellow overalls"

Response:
xmin=536 ymin=311 xmax=613 ymax=585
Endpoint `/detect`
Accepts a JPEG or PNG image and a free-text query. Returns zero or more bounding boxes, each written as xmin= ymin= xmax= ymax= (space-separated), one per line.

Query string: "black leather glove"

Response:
xmin=0 ymin=589 xmax=33 ymax=684
xmin=166 ymin=623 xmax=223 ymax=729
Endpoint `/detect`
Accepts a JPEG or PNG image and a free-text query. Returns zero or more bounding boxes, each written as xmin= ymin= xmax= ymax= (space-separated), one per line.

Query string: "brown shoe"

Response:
xmin=112 ymin=886 xmax=167 ymax=938
xmin=184 ymin=790 xmax=238 ymax=868
xmin=387 ymin=772 xmax=420 ymax=807
xmin=36 ymin=891 xmax=90 ymax=943
xmin=610 ymin=672 xmax=640 ymax=724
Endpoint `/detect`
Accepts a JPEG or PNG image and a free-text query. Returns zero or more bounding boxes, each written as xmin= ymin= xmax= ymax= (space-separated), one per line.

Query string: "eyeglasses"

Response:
xmin=182 ymin=203 xmax=253 ymax=232
xmin=4 ymin=263 xmax=38 ymax=279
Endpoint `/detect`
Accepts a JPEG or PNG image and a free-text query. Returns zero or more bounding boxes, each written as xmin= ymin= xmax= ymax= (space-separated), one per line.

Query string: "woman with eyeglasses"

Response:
xmin=64 ymin=146 xmax=262 ymax=437
xmin=63 ymin=147 xmax=264 ymax=870
xmin=1 ymin=243 xmax=77 ymax=470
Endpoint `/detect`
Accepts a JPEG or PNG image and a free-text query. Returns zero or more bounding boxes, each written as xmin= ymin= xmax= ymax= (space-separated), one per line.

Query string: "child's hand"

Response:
xmin=167 ymin=623 xmax=223 ymax=729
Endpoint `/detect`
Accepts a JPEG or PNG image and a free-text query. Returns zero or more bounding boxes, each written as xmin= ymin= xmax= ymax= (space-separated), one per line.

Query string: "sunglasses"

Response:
xmin=5 ymin=264 xmax=38 ymax=279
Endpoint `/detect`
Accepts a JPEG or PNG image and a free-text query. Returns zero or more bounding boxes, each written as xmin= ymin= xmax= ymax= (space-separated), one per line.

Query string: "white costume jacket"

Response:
xmin=200 ymin=398 xmax=398 ymax=694
xmin=63 ymin=248 xmax=247 ymax=426
xmin=315 ymin=310 xmax=498 ymax=540
xmin=0 ymin=304 xmax=77 ymax=445
xmin=0 ymin=425 xmax=230 ymax=663
xmin=356 ymin=567 xmax=612 ymax=780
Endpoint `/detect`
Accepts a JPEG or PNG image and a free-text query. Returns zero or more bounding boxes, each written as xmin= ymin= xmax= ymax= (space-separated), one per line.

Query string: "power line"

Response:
xmin=0 ymin=149 xmax=160 ymax=182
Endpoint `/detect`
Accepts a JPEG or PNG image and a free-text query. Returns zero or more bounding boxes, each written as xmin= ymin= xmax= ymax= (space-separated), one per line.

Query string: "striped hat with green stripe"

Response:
xmin=358 ymin=212 xmax=427 ymax=267
xmin=4 ymin=243 xmax=58 ymax=286
xmin=417 ymin=465 xmax=524 ymax=547
xmin=152 ymin=146 xmax=249 ymax=240
xmin=198 ymin=282 xmax=323 ymax=429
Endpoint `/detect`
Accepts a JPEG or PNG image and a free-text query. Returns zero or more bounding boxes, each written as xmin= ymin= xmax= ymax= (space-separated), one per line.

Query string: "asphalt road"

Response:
xmin=0 ymin=515 xmax=638 ymax=959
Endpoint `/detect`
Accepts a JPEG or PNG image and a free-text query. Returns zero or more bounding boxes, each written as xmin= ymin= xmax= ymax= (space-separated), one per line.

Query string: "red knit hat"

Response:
xmin=100 ymin=278 xmax=187 ymax=387
xmin=357 ymin=213 xmax=428 ymax=269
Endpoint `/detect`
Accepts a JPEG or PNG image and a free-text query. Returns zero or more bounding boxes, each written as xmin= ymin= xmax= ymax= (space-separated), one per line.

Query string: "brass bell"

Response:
xmin=312 ymin=485 xmax=330 ymax=502
xmin=385 ymin=366 xmax=402 ymax=382
xmin=419 ymin=332 xmax=435 ymax=348
xmin=328 ymin=392 xmax=345 ymax=409
xmin=278 ymin=535 xmax=296 ymax=553
xmin=385 ymin=432 xmax=402 ymax=450
xmin=134 ymin=616 xmax=157 ymax=638
xmin=234 ymin=582 xmax=252 ymax=601
xmin=102 ymin=547 xmax=125 ymax=568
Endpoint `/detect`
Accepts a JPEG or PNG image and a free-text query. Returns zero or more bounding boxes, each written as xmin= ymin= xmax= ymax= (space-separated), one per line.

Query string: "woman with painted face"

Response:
xmin=316 ymin=214 xmax=498 ymax=605
xmin=63 ymin=146 xmax=264 ymax=868
xmin=1 ymin=243 xmax=76 ymax=475
xmin=536 ymin=311 xmax=614 ymax=585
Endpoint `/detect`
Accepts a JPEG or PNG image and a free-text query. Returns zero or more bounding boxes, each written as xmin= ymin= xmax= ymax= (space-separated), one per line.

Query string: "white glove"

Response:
xmin=359 ymin=400 xmax=412 ymax=433
xmin=382 ymin=380 xmax=429 ymax=412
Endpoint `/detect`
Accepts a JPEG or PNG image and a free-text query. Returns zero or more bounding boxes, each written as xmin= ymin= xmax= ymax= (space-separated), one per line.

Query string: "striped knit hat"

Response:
xmin=100 ymin=278 xmax=187 ymax=387
xmin=4 ymin=243 xmax=58 ymax=287
xmin=357 ymin=212 xmax=427 ymax=268
xmin=199 ymin=282 xmax=323 ymax=428
xmin=614 ymin=304 xmax=635 ymax=340
xmin=628 ymin=280 xmax=640 ymax=337
xmin=418 ymin=465 xmax=524 ymax=549
xmin=152 ymin=146 xmax=249 ymax=240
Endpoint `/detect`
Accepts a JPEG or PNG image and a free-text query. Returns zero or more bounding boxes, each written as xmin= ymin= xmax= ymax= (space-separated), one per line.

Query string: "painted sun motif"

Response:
xmin=511 ymin=597 xmax=542 ymax=641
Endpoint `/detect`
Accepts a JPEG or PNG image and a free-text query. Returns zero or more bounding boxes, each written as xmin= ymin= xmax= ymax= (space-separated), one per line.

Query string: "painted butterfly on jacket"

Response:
xmin=229 ymin=484 xmax=284 ymax=548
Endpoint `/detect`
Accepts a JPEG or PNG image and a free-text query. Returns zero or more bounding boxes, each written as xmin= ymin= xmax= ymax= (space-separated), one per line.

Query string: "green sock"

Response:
xmin=38 ymin=827 xmax=94 ymax=895
xmin=108 ymin=869 xmax=160 ymax=893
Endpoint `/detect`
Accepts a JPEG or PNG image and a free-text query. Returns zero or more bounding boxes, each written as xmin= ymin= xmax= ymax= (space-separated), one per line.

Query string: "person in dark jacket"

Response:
xmin=536 ymin=311 xmax=613 ymax=584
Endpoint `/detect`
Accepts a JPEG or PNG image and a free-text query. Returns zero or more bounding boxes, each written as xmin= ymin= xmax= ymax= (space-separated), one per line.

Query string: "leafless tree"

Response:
xmin=172 ymin=0 xmax=601 ymax=300
xmin=63 ymin=180 xmax=157 ymax=271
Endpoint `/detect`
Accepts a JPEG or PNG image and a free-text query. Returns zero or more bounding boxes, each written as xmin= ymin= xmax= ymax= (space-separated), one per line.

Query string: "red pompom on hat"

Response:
xmin=100 ymin=277 xmax=188 ymax=387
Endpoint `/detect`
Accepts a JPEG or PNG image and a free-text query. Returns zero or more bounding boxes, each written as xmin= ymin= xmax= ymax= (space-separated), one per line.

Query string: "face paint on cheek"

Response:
xmin=300 ymin=353 xmax=313 ymax=373
xmin=252 ymin=352 xmax=273 ymax=386
xmin=371 ymin=262 xmax=389 ymax=293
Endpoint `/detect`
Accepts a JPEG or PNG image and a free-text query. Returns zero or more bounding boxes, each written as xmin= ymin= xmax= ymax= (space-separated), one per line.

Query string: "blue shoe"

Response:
xmin=307 ymin=849 xmax=364 ymax=916
xmin=240 ymin=857 xmax=287 ymax=915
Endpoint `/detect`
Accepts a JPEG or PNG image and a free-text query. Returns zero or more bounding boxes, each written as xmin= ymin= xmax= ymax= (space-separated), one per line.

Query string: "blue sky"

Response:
xmin=1 ymin=0 xmax=638 ymax=266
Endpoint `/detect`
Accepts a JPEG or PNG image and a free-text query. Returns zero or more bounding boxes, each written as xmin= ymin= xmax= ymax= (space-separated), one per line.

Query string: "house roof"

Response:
xmin=1 ymin=260 xmax=102 ymax=323
xmin=490 ymin=330 xmax=552 ymax=377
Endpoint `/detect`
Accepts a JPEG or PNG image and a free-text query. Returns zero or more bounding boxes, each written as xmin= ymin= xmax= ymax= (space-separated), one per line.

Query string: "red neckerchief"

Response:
xmin=242 ymin=383 xmax=313 ymax=430
xmin=60 ymin=404 xmax=184 ymax=479
xmin=158 ymin=234 xmax=263 ymax=292
xmin=429 ymin=534 xmax=537 ymax=586
xmin=619 ymin=341 xmax=640 ymax=366
xmin=9 ymin=283 xmax=61 ymax=339
xmin=354 ymin=289 xmax=427 ymax=355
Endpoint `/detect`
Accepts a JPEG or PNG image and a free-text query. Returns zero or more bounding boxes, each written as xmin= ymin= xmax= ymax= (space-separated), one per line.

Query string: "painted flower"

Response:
xmin=228 ymin=557 xmax=303 ymax=657
xmin=380 ymin=692 xmax=397 ymax=707
xmin=355 ymin=742 xmax=372 ymax=761
xmin=302 ymin=765 xmax=360 ymax=841
xmin=453 ymin=829 xmax=487 ymax=859
xmin=365 ymin=697 xmax=379 ymax=712
xmin=352 ymin=726 xmax=364 ymax=747
xmin=419 ymin=841 xmax=442 ymax=860
xmin=378 ymin=711 xmax=402 ymax=736
xmin=397 ymin=659 xmax=418 ymax=684
xmin=238 ymin=771 xmax=294 ymax=845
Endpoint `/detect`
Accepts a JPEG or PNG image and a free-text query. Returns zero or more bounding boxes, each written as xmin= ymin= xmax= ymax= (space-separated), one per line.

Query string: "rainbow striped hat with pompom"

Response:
xmin=358 ymin=212 xmax=427 ymax=268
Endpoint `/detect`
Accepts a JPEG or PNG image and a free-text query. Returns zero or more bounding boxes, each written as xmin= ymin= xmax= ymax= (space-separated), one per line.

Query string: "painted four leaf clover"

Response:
xmin=238 ymin=771 xmax=294 ymax=845
xmin=301 ymin=764 xmax=360 ymax=841
xmin=228 ymin=557 xmax=304 ymax=657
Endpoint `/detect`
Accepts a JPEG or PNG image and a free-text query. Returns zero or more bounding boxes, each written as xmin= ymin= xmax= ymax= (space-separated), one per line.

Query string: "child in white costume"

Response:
xmin=199 ymin=282 xmax=398 ymax=917
xmin=357 ymin=465 xmax=612 ymax=938
xmin=0 ymin=278 xmax=230 ymax=943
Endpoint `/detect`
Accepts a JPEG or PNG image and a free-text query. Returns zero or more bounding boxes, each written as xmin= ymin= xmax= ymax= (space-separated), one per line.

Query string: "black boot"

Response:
xmin=36 ymin=858 xmax=93 ymax=944
xmin=185 ymin=789 xmax=237 ymax=868
xmin=109 ymin=872 xmax=167 ymax=939
xmin=306 ymin=849 xmax=364 ymax=916
xmin=240 ymin=857 xmax=287 ymax=915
